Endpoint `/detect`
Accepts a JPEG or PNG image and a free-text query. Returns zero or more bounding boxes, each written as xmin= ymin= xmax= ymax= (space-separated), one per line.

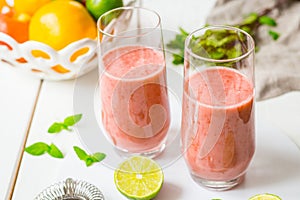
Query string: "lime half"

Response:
xmin=249 ymin=193 xmax=282 ymax=200
xmin=114 ymin=156 xmax=164 ymax=200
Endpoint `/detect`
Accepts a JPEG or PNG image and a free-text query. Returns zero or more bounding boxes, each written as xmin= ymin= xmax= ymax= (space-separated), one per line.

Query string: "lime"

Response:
xmin=86 ymin=0 xmax=123 ymax=21
xmin=114 ymin=156 xmax=164 ymax=200
xmin=249 ymin=193 xmax=282 ymax=200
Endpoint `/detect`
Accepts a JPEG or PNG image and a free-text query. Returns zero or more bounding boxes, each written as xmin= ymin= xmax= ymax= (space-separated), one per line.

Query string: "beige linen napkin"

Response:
xmin=206 ymin=0 xmax=300 ymax=101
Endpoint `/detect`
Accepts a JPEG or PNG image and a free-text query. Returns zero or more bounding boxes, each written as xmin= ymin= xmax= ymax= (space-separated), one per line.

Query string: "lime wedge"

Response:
xmin=249 ymin=193 xmax=282 ymax=200
xmin=114 ymin=156 xmax=164 ymax=200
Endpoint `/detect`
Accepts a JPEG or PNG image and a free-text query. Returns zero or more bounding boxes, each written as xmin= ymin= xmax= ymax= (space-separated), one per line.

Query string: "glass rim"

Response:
xmin=185 ymin=25 xmax=255 ymax=63
xmin=97 ymin=6 xmax=161 ymax=39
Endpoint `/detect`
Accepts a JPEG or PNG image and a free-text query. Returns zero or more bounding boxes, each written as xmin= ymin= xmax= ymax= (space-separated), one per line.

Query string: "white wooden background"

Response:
xmin=1 ymin=0 xmax=300 ymax=199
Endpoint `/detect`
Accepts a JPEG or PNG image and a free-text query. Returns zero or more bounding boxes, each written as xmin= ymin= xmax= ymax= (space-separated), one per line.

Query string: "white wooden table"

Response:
xmin=2 ymin=0 xmax=300 ymax=199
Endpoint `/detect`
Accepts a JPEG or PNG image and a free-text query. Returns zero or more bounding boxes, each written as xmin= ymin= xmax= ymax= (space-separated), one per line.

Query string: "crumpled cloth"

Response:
xmin=206 ymin=0 xmax=300 ymax=101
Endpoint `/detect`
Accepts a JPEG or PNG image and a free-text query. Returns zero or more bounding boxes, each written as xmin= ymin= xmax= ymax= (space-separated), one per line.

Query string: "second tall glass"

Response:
xmin=181 ymin=25 xmax=255 ymax=190
xmin=97 ymin=7 xmax=170 ymax=158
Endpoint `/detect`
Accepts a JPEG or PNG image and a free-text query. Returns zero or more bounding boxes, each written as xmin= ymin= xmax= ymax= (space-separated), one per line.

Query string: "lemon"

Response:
xmin=249 ymin=193 xmax=282 ymax=200
xmin=29 ymin=0 xmax=97 ymax=50
xmin=114 ymin=156 xmax=164 ymax=200
xmin=14 ymin=0 xmax=51 ymax=16
xmin=86 ymin=0 xmax=123 ymax=20
xmin=0 ymin=0 xmax=7 ymax=10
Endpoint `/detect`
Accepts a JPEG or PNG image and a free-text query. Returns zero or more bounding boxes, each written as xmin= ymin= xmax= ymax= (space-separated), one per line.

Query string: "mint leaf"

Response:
xmin=268 ymin=30 xmax=280 ymax=40
xmin=48 ymin=122 xmax=67 ymax=134
xmin=243 ymin=13 xmax=258 ymax=24
xmin=25 ymin=142 xmax=49 ymax=156
xmin=48 ymin=143 xmax=64 ymax=158
xmin=73 ymin=146 xmax=88 ymax=160
xmin=85 ymin=158 xmax=94 ymax=167
xmin=172 ymin=53 xmax=184 ymax=65
xmin=167 ymin=27 xmax=188 ymax=50
xmin=73 ymin=146 xmax=106 ymax=167
xmin=25 ymin=142 xmax=64 ymax=159
xmin=179 ymin=27 xmax=189 ymax=36
xmin=91 ymin=153 xmax=106 ymax=162
xmin=48 ymin=114 xmax=82 ymax=134
xmin=259 ymin=15 xmax=277 ymax=26
xmin=64 ymin=114 xmax=82 ymax=126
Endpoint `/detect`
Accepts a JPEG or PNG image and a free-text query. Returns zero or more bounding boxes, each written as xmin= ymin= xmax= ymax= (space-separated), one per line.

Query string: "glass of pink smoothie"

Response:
xmin=182 ymin=25 xmax=255 ymax=190
xmin=97 ymin=7 xmax=170 ymax=158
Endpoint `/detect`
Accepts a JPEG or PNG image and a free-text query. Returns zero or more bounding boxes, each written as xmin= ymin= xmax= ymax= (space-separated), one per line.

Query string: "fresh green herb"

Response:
xmin=167 ymin=27 xmax=188 ymax=50
xmin=166 ymin=27 xmax=188 ymax=65
xmin=259 ymin=15 xmax=277 ymax=26
xmin=25 ymin=142 xmax=64 ymax=159
xmin=243 ymin=13 xmax=258 ymax=25
xmin=48 ymin=122 xmax=68 ymax=133
xmin=24 ymin=142 xmax=49 ymax=156
xmin=64 ymin=114 xmax=82 ymax=126
xmin=268 ymin=30 xmax=280 ymax=40
xmin=48 ymin=143 xmax=64 ymax=158
xmin=167 ymin=3 xmax=284 ymax=65
xmin=73 ymin=146 xmax=106 ymax=167
xmin=48 ymin=114 xmax=82 ymax=134
xmin=171 ymin=52 xmax=185 ymax=65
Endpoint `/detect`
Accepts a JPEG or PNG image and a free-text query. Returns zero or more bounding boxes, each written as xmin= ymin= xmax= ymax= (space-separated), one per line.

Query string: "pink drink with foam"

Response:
xmin=181 ymin=67 xmax=255 ymax=181
xmin=100 ymin=46 xmax=170 ymax=153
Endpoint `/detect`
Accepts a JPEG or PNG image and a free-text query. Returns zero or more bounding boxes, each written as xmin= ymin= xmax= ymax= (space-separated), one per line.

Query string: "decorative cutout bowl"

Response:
xmin=0 ymin=32 xmax=97 ymax=81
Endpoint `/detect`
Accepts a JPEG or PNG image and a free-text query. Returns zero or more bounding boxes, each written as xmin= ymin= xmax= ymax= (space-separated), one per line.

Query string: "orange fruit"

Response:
xmin=0 ymin=6 xmax=30 ymax=63
xmin=0 ymin=12 xmax=30 ymax=43
xmin=29 ymin=0 xmax=97 ymax=50
xmin=14 ymin=0 xmax=51 ymax=16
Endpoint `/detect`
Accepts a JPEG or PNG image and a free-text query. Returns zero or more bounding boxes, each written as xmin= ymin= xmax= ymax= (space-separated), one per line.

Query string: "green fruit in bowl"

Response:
xmin=86 ymin=0 xmax=123 ymax=21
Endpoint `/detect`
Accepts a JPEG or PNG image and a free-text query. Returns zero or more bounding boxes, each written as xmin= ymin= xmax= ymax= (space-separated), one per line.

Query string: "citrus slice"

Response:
xmin=114 ymin=156 xmax=164 ymax=200
xmin=249 ymin=193 xmax=282 ymax=200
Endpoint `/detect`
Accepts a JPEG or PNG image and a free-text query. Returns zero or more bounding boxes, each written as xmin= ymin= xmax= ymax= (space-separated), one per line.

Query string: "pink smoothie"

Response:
xmin=100 ymin=46 xmax=170 ymax=153
xmin=181 ymin=67 xmax=255 ymax=181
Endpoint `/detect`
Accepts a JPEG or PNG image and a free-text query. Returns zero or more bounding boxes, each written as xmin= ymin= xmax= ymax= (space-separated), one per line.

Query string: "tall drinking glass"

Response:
xmin=181 ymin=25 xmax=255 ymax=190
xmin=97 ymin=7 xmax=170 ymax=158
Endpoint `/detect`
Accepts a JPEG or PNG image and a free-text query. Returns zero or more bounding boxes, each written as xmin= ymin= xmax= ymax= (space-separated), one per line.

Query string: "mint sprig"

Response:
xmin=73 ymin=146 xmax=106 ymax=167
xmin=167 ymin=5 xmax=283 ymax=65
xmin=48 ymin=114 xmax=82 ymax=134
xmin=25 ymin=142 xmax=64 ymax=159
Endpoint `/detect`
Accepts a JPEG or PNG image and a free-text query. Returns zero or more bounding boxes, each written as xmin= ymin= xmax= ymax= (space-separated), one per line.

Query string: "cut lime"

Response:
xmin=114 ymin=156 xmax=164 ymax=200
xmin=249 ymin=193 xmax=282 ymax=200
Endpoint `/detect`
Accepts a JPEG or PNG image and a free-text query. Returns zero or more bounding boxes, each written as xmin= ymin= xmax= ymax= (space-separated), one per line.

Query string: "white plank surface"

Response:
xmin=0 ymin=62 xmax=41 ymax=199
xmin=12 ymin=67 xmax=300 ymax=199
xmin=12 ymin=0 xmax=300 ymax=199
xmin=258 ymin=92 xmax=300 ymax=147
xmin=12 ymin=76 xmax=80 ymax=199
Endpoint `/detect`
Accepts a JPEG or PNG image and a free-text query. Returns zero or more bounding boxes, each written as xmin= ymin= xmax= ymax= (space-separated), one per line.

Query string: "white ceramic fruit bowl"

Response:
xmin=0 ymin=32 xmax=98 ymax=81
